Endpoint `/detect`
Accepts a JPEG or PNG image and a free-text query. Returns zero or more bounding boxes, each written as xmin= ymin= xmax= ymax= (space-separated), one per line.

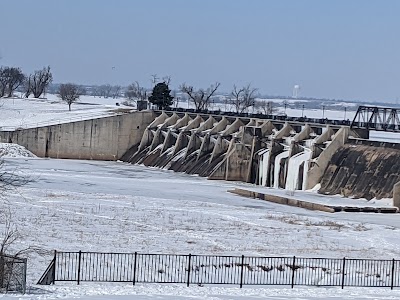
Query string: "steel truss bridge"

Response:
xmin=351 ymin=106 xmax=400 ymax=132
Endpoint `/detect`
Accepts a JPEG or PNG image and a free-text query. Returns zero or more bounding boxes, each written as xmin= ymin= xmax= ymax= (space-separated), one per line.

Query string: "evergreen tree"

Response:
xmin=148 ymin=82 xmax=174 ymax=109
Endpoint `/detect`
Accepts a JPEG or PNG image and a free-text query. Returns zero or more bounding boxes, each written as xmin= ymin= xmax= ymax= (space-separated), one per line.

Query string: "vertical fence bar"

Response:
xmin=133 ymin=252 xmax=137 ymax=285
xmin=52 ymin=250 xmax=57 ymax=284
xmin=341 ymin=257 xmax=346 ymax=289
xmin=391 ymin=259 xmax=395 ymax=290
xmin=291 ymin=256 xmax=296 ymax=288
xmin=239 ymin=255 xmax=245 ymax=288
xmin=22 ymin=258 xmax=27 ymax=294
xmin=77 ymin=251 xmax=82 ymax=285
xmin=187 ymin=254 xmax=192 ymax=287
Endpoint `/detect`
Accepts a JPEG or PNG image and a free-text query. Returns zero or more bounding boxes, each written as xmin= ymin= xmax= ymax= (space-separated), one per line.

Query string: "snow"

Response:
xmin=1 ymin=154 xmax=400 ymax=299
xmin=1 ymin=95 xmax=400 ymax=299
xmin=0 ymin=143 xmax=36 ymax=158
xmin=0 ymin=95 xmax=131 ymax=130
xmin=1 ymin=283 xmax=398 ymax=300
xmin=285 ymin=150 xmax=312 ymax=191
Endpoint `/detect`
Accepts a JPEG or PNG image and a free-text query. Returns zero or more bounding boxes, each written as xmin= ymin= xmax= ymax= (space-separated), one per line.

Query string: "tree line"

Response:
xmin=0 ymin=66 xmax=52 ymax=98
xmin=0 ymin=64 xmax=276 ymax=114
xmin=125 ymin=76 xmax=276 ymax=115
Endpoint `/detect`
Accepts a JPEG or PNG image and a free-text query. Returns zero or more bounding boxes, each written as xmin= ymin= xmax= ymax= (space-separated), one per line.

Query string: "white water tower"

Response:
xmin=292 ymin=85 xmax=300 ymax=99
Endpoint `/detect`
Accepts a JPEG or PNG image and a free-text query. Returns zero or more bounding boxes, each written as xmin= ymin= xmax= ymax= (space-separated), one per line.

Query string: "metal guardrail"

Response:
xmin=157 ymin=108 xmax=352 ymax=127
xmin=38 ymin=251 xmax=400 ymax=289
xmin=0 ymin=106 xmax=352 ymax=132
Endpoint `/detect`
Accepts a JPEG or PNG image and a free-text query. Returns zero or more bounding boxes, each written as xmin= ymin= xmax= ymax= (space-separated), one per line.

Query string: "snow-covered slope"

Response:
xmin=0 ymin=142 xmax=36 ymax=158
xmin=1 ymin=147 xmax=400 ymax=298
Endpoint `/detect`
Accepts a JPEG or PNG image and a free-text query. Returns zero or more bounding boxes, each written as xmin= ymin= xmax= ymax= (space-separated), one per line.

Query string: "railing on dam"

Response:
xmin=38 ymin=251 xmax=400 ymax=289
xmin=155 ymin=108 xmax=352 ymax=127
xmin=0 ymin=106 xmax=352 ymax=132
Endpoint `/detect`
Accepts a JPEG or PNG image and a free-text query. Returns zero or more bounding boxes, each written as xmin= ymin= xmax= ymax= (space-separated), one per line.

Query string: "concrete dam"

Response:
xmin=1 ymin=109 xmax=399 ymax=206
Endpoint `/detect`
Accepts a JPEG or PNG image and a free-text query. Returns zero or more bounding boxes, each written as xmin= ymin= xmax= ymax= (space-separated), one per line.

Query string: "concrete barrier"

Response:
xmin=228 ymin=188 xmax=398 ymax=214
xmin=228 ymin=188 xmax=335 ymax=213
xmin=0 ymin=111 xmax=155 ymax=160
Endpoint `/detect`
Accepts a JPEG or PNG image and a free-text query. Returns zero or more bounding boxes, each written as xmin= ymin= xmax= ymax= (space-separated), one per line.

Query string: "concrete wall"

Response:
xmin=0 ymin=111 xmax=155 ymax=160
xmin=306 ymin=127 xmax=349 ymax=189
xmin=393 ymin=182 xmax=400 ymax=208
xmin=229 ymin=188 xmax=335 ymax=213
xmin=319 ymin=143 xmax=400 ymax=200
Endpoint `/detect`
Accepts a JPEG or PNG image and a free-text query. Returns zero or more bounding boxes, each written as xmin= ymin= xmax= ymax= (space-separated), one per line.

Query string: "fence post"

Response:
xmin=391 ymin=259 xmax=395 ymax=290
xmin=341 ymin=257 xmax=346 ymax=289
xmin=187 ymin=254 xmax=192 ymax=287
xmin=133 ymin=252 xmax=137 ymax=286
xmin=22 ymin=258 xmax=27 ymax=294
xmin=52 ymin=250 xmax=57 ymax=285
xmin=291 ymin=256 xmax=296 ymax=288
xmin=239 ymin=255 xmax=245 ymax=288
xmin=77 ymin=251 xmax=82 ymax=285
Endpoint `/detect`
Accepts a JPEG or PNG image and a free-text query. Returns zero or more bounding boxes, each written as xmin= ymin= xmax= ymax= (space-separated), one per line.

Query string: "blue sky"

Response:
xmin=0 ymin=0 xmax=399 ymax=102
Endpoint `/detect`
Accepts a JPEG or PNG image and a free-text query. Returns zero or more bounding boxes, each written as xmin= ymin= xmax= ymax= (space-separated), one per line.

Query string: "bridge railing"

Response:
xmin=155 ymin=108 xmax=351 ymax=127
xmin=38 ymin=251 xmax=400 ymax=289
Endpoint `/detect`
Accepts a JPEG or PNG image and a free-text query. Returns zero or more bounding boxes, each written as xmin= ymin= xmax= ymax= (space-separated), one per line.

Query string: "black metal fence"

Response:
xmin=37 ymin=251 xmax=400 ymax=289
xmin=0 ymin=254 xmax=27 ymax=293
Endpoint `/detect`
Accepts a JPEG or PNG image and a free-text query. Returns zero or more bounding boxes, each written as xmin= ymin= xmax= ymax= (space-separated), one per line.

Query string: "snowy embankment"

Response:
xmin=1 ymin=144 xmax=400 ymax=299
xmin=0 ymin=95 xmax=131 ymax=130
xmin=0 ymin=142 xmax=36 ymax=158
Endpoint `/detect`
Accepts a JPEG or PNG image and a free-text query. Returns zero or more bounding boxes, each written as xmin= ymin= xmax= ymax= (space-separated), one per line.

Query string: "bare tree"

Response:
xmin=29 ymin=66 xmax=53 ymax=98
xmin=0 ymin=68 xmax=7 ymax=98
xmin=229 ymin=84 xmax=258 ymax=113
xmin=255 ymin=100 xmax=277 ymax=115
xmin=162 ymin=75 xmax=171 ymax=85
xmin=230 ymin=85 xmax=245 ymax=113
xmin=0 ymin=210 xmax=20 ymax=257
xmin=98 ymin=84 xmax=113 ymax=98
xmin=77 ymin=85 xmax=87 ymax=96
xmin=125 ymin=81 xmax=147 ymax=104
xmin=0 ymin=67 xmax=25 ymax=98
xmin=90 ymin=86 xmax=100 ymax=97
xmin=58 ymin=83 xmax=81 ymax=111
xmin=180 ymin=82 xmax=220 ymax=110
xmin=150 ymin=74 xmax=159 ymax=88
xmin=111 ymin=85 xmax=122 ymax=99
xmin=0 ymin=159 xmax=37 ymax=291
xmin=22 ymin=76 xmax=32 ymax=98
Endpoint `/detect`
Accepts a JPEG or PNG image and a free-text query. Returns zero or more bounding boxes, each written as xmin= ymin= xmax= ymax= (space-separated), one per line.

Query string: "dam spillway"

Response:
xmin=121 ymin=110 xmax=371 ymax=198
xmin=2 ymin=107 xmax=400 ymax=206
xmin=319 ymin=140 xmax=400 ymax=200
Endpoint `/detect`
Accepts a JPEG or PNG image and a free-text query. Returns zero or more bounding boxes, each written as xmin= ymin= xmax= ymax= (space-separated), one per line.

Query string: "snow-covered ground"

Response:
xmin=1 ymin=149 xmax=400 ymax=299
xmin=0 ymin=95 xmax=355 ymax=129
xmin=4 ymin=283 xmax=400 ymax=300
xmin=1 ymin=95 xmax=400 ymax=299
xmin=0 ymin=95 xmax=131 ymax=130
